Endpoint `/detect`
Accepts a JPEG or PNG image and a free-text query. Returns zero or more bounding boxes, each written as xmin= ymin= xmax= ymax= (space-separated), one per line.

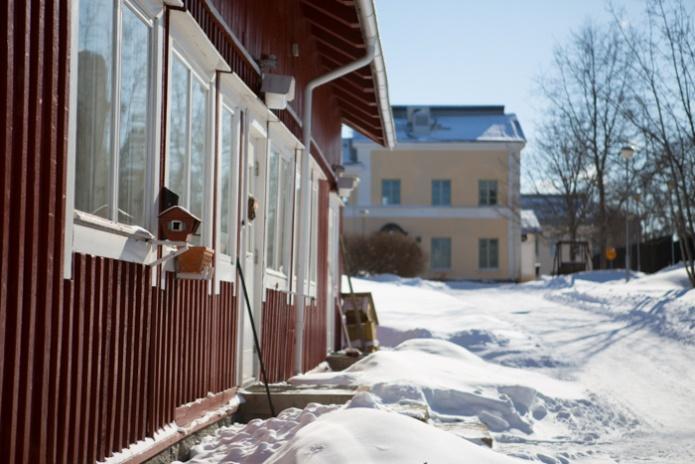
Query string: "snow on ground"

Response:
xmin=325 ymin=265 xmax=695 ymax=463
xmin=182 ymin=394 xmax=525 ymax=464
xmin=180 ymin=265 xmax=695 ymax=463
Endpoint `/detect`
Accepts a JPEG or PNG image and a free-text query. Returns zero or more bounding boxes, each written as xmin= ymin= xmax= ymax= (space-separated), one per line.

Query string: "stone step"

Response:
xmin=238 ymin=384 xmax=357 ymax=421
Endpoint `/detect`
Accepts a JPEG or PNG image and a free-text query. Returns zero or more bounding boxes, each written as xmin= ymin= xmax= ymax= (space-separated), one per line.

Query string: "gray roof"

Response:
xmin=521 ymin=209 xmax=542 ymax=233
xmin=353 ymin=105 xmax=525 ymax=144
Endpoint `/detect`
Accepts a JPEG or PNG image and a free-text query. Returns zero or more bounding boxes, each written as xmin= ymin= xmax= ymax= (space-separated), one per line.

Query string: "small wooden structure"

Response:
xmin=553 ymin=240 xmax=592 ymax=275
xmin=341 ymin=292 xmax=380 ymax=352
xmin=159 ymin=205 xmax=201 ymax=242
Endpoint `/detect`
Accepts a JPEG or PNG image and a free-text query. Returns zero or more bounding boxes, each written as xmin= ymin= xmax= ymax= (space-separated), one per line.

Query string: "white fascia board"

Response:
xmin=170 ymin=9 xmax=230 ymax=74
xmin=354 ymin=0 xmax=395 ymax=148
xmin=344 ymin=205 xmax=516 ymax=220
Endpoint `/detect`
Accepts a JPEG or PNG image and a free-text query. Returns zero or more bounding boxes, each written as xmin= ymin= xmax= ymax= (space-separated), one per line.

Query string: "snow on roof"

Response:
xmin=353 ymin=105 xmax=526 ymax=144
xmin=521 ymin=209 xmax=542 ymax=233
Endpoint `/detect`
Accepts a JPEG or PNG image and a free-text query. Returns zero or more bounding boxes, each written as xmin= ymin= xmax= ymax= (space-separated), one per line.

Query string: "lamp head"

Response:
xmin=620 ymin=144 xmax=636 ymax=161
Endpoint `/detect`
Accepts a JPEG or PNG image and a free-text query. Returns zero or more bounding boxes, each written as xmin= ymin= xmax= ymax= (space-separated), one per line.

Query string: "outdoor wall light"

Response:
xmin=261 ymin=73 xmax=296 ymax=110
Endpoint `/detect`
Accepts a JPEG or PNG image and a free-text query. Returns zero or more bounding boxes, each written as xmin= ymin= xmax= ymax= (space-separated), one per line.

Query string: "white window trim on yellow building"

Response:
xmin=345 ymin=138 xmax=523 ymax=281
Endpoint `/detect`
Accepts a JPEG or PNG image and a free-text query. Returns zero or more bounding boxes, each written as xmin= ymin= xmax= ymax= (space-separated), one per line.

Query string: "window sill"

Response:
xmin=72 ymin=210 xmax=157 ymax=265
xmin=265 ymin=269 xmax=289 ymax=292
xmin=74 ymin=210 xmax=154 ymax=241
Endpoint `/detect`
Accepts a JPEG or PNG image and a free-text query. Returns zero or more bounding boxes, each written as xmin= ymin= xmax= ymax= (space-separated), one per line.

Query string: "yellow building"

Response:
xmin=343 ymin=106 xmax=526 ymax=281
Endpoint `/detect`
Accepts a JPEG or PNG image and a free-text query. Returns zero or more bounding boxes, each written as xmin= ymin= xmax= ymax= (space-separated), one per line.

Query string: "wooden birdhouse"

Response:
xmin=159 ymin=205 xmax=201 ymax=242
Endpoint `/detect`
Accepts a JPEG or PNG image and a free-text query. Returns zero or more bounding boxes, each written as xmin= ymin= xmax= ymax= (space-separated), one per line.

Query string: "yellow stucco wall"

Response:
xmin=345 ymin=216 xmax=512 ymax=280
xmin=369 ymin=148 xmax=510 ymax=206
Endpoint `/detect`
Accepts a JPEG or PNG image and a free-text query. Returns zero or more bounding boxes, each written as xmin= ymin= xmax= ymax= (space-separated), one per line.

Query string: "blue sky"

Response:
xmin=364 ymin=0 xmax=636 ymax=190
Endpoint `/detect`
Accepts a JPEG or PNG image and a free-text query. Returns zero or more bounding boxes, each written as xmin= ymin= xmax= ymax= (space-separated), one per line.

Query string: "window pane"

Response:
xmin=189 ymin=77 xmax=207 ymax=224
xmin=118 ymin=7 xmax=149 ymax=226
xmin=167 ymin=56 xmax=189 ymax=203
xmin=489 ymin=239 xmax=499 ymax=268
xmin=219 ymin=107 xmax=234 ymax=255
xmin=266 ymin=151 xmax=279 ymax=270
xmin=431 ymin=238 xmax=451 ymax=269
xmin=382 ymin=179 xmax=400 ymax=205
xmin=75 ymin=0 xmax=114 ymax=219
xmin=489 ymin=181 xmax=498 ymax=205
xmin=310 ymin=183 xmax=318 ymax=282
xmin=479 ymin=239 xmax=488 ymax=269
xmin=432 ymin=180 xmax=450 ymax=206
xmin=278 ymin=158 xmax=292 ymax=274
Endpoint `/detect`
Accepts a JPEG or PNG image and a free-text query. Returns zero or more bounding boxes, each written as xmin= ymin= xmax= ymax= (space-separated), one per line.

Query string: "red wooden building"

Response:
xmin=0 ymin=0 xmax=394 ymax=462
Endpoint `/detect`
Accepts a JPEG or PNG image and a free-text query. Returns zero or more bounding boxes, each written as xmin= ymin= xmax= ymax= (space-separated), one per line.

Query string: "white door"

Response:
xmin=241 ymin=136 xmax=262 ymax=383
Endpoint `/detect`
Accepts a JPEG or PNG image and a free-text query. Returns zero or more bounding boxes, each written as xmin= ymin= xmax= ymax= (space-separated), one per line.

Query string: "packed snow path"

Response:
xmin=351 ymin=269 xmax=695 ymax=463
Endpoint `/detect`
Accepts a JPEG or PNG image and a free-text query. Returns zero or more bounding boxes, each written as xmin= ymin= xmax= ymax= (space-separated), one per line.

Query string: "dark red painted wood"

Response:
xmin=0 ymin=0 xmax=366 ymax=461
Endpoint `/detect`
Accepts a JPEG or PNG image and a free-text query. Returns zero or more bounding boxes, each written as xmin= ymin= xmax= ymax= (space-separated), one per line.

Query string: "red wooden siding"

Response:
xmin=303 ymin=180 xmax=330 ymax=370
xmin=1 ymin=0 xmax=351 ymax=461
xmin=260 ymin=289 xmax=297 ymax=383
xmin=55 ymin=254 xmax=238 ymax=464
xmin=302 ymin=300 xmax=327 ymax=372
xmin=0 ymin=1 xmax=71 ymax=463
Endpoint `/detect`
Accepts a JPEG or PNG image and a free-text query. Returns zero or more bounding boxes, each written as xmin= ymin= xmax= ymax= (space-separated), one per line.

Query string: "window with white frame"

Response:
xmin=265 ymin=149 xmax=293 ymax=275
xmin=381 ymin=179 xmax=401 ymax=205
xmin=310 ymin=175 xmax=319 ymax=289
xmin=75 ymin=0 xmax=155 ymax=226
xmin=431 ymin=237 xmax=451 ymax=270
xmin=219 ymin=104 xmax=237 ymax=256
xmin=166 ymin=51 xmax=211 ymax=244
xmin=479 ymin=238 xmax=499 ymax=270
xmin=479 ymin=180 xmax=498 ymax=206
xmin=432 ymin=179 xmax=451 ymax=206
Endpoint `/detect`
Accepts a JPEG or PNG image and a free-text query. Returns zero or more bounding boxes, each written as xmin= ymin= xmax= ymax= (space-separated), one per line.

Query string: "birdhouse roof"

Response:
xmin=160 ymin=205 xmax=201 ymax=224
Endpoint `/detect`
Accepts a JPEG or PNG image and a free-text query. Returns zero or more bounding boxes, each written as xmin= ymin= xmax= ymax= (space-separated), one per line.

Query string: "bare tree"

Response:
xmin=539 ymin=22 xmax=632 ymax=268
xmin=616 ymin=0 xmax=695 ymax=286
xmin=529 ymin=114 xmax=594 ymax=247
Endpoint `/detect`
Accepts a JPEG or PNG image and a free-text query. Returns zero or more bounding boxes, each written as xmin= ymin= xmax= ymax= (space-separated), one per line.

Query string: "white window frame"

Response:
xmin=479 ymin=237 xmax=500 ymax=271
xmin=214 ymin=98 xmax=241 ymax=286
xmin=432 ymin=179 xmax=451 ymax=206
xmin=381 ymin=178 xmax=401 ymax=205
xmin=263 ymin=132 xmax=298 ymax=292
xmin=306 ymin=163 xmax=324 ymax=299
xmin=64 ymin=0 xmax=164 ymax=278
xmin=431 ymin=237 xmax=452 ymax=271
xmin=479 ymin=179 xmax=499 ymax=207
xmin=165 ymin=43 xmax=216 ymax=248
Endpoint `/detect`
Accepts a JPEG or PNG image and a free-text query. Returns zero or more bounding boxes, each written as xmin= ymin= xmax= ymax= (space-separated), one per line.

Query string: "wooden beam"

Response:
xmin=301 ymin=0 xmax=360 ymax=28
xmin=303 ymin=6 xmax=364 ymax=47
xmin=331 ymin=84 xmax=378 ymax=107
xmin=320 ymin=54 xmax=372 ymax=81
xmin=315 ymin=39 xmax=361 ymax=65
xmin=331 ymin=72 xmax=376 ymax=94
xmin=334 ymin=94 xmax=382 ymax=123
xmin=342 ymin=116 xmax=385 ymax=144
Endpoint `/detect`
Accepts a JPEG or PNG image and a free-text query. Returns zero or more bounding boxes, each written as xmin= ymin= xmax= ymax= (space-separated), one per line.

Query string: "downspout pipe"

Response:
xmin=294 ymin=35 xmax=377 ymax=375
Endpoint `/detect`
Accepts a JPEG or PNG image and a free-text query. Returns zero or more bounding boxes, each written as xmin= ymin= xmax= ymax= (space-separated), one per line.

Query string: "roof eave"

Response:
xmin=353 ymin=0 xmax=396 ymax=148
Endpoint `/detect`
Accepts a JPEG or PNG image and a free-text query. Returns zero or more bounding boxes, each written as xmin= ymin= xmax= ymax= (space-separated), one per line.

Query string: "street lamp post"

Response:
xmin=620 ymin=145 xmax=636 ymax=282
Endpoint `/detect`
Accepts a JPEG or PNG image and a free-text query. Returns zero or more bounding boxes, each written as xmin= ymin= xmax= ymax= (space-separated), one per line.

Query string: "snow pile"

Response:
xmin=182 ymin=390 xmax=526 ymax=464
xmin=266 ymin=407 xmax=524 ymax=464
xmin=290 ymin=338 xmax=631 ymax=447
xmin=183 ymin=403 xmax=339 ymax=463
